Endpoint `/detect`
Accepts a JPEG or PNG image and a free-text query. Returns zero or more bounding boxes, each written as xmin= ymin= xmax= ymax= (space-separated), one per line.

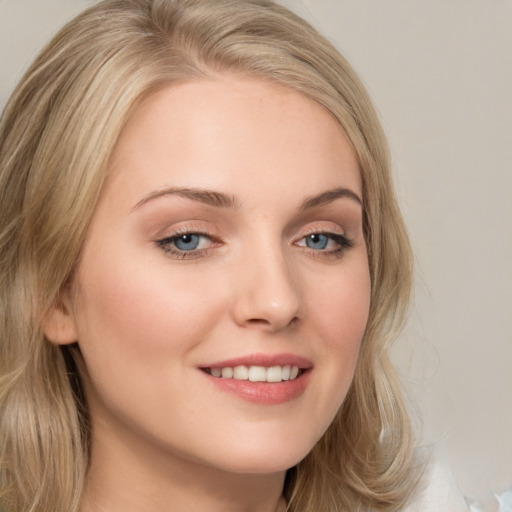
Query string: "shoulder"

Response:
xmin=400 ymin=462 xmax=469 ymax=512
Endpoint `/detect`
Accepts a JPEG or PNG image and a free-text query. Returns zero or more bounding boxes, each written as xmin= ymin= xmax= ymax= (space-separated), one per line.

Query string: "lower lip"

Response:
xmin=203 ymin=370 xmax=312 ymax=405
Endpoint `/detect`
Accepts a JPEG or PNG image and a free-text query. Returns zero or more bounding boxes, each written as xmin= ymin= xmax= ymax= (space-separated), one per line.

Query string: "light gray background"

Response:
xmin=1 ymin=0 xmax=510 ymax=508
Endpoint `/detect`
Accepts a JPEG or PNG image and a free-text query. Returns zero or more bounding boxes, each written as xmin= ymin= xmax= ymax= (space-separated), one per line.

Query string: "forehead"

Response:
xmin=105 ymin=77 xmax=361 ymax=207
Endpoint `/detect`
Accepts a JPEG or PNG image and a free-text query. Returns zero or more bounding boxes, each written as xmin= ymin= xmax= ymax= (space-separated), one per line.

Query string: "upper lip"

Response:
xmin=199 ymin=353 xmax=313 ymax=369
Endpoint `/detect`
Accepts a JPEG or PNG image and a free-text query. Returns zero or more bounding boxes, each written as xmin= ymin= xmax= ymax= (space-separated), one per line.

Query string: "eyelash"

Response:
xmin=297 ymin=232 xmax=354 ymax=259
xmin=155 ymin=230 xmax=354 ymax=260
xmin=156 ymin=228 xmax=215 ymax=260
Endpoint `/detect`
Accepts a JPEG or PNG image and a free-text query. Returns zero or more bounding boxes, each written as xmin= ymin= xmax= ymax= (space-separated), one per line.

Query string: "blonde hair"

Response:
xmin=0 ymin=0 xmax=417 ymax=510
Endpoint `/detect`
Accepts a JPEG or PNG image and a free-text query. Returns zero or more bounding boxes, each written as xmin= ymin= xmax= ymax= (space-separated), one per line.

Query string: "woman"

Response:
xmin=0 ymin=1 xmax=467 ymax=511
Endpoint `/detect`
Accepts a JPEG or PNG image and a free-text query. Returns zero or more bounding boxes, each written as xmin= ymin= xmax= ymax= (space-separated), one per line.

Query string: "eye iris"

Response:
xmin=306 ymin=234 xmax=328 ymax=250
xmin=174 ymin=234 xmax=200 ymax=251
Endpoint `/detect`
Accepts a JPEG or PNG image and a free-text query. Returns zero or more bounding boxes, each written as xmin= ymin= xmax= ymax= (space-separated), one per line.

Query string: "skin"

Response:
xmin=45 ymin=77 xmax=371 ymax=512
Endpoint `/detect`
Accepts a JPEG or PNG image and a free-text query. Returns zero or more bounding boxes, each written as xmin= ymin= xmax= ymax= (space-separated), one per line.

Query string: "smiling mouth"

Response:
xmin=202 ymin=365 xmax=304 ymax=383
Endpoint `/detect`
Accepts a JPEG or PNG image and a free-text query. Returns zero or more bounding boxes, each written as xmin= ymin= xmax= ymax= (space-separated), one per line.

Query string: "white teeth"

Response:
xmin=266 ymin=366 xmax=283 ymax=383
xmin=233 ymin=365 xmax=249 ymax=380
xmin=248 ymin=366 xmax=267 ymax=382
xmin=208 ymin=365 xmax=301 ymax=382
xmin=221 ymin=367 xmax=233 ymax=379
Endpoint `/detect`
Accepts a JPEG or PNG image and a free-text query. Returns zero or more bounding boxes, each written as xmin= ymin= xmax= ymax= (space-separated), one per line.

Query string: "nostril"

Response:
xmin=246 ymin=318 xmax=272 ymax=327
xmin=288 ymin=316 xmax=299 ymax=328
xmin=245 ymin=316 xmax=299 ymax=329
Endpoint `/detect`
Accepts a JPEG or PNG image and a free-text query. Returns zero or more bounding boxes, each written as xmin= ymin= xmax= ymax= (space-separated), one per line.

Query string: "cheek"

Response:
xmin=305 ymin=259 xmax=371 ymax=406
xmin=310 ymin=262 xmax=371 ymax=350
xmin=71 ymin=254 xmax=224 ymax=374
xmin=70 ymin=256 xmax=231 ymax=440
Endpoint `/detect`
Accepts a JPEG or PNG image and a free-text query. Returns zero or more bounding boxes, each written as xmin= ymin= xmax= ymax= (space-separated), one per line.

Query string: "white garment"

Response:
xmin=401 ymin=463 xmax=469 ymax=511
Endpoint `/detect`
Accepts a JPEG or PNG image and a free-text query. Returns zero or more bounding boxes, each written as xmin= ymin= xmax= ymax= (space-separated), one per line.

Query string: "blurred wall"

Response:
xmin=1 ymin=0 xmax=511 ymax=507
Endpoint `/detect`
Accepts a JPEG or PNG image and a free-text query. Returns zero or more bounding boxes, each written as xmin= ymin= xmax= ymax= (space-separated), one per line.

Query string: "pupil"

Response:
xmin=175 ymin=234 xmax=199 ymax=251
xmin=307 ymin=234 xmax=328 ymax=250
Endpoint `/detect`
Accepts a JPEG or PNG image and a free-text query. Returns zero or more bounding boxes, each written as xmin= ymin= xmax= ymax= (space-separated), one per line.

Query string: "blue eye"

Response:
xmin=173 ymin=234 xmax=201 ymax=251
xmin=156 ymin=231 xmax=213 ymax=258
xmin=305 ymin=234 xmax=329 ymax=250
xmin=295 ymin=231 xmax=354 ymax=258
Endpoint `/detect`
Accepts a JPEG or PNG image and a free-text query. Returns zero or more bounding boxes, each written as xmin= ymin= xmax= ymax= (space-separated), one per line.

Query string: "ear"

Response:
xmin=42 ymin=295 xmax=79 ymax=345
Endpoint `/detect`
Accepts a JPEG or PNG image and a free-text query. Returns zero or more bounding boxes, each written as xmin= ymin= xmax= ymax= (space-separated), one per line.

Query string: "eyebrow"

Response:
xmin=300 ymin=187 xmax=363 ymax=210
xmin=133 ymin=185 xmax=362 ymax=211
xmin=133 ymin=187 xmax=240 ymax=210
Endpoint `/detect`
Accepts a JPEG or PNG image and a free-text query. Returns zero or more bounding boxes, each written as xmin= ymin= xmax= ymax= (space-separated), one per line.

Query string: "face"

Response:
xmin=57 ymin=78 xmax=371 ymax=475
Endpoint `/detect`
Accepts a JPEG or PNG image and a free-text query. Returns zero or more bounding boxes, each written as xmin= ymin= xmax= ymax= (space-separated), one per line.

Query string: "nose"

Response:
xmin=231 ymin=245 xmax=301 ymax=331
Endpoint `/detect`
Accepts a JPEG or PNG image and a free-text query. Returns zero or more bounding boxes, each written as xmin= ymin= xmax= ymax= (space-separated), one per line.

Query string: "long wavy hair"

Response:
xmin=0 ymin=1 xmax=417 ymax=510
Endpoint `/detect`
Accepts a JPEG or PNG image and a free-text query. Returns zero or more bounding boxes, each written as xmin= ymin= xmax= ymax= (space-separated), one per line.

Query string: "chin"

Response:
xmin=199 ymin=434 xmax=318 ymax=475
